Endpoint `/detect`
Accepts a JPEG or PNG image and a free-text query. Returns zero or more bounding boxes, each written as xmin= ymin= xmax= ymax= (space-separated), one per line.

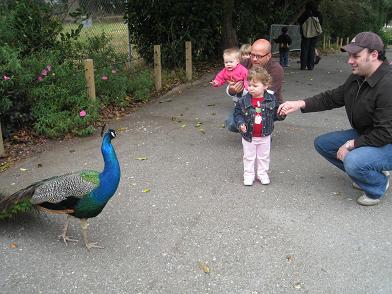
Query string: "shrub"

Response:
xmin=127 ymin=70 xmax=154 ymax=102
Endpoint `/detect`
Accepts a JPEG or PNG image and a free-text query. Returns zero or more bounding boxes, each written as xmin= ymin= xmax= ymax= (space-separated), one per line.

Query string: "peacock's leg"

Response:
xmin=58 ymin=215 xmax=78 ymax=245
xmin=80 ymin=218 xmax=104 ymax=250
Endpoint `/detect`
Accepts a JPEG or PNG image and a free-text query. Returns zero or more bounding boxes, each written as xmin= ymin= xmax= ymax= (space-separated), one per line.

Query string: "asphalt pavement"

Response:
xmin=1 ymin=52 xmax=392 ymax=293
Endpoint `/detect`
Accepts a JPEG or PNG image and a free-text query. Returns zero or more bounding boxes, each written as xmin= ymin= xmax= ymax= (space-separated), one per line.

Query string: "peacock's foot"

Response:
xmin=58 ymin=234 xmax=78 ymax=246
xmin=85 ymin=242 xmax=104 ymax=250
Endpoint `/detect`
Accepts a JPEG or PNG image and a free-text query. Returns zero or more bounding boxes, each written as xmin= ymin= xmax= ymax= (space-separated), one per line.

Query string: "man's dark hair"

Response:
xmin=377 ymin=50 xmax=387 ymax=61
xmin=282 ymin=27 xmax=288 ymax=33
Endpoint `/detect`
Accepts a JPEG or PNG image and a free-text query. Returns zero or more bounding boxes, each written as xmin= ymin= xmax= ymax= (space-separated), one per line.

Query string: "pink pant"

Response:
xmin=242 ymin=136 xmax=271 ymax=180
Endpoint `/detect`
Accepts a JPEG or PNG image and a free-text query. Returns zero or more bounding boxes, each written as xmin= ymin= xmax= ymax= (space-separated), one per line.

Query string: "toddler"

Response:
xmin=211 ymin=48 xmax=248 ymax=89
xmin=234 ymin=67 xmax=285 ymax=186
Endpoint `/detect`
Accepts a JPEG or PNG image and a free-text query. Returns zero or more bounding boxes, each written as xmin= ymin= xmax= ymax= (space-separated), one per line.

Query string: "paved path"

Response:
xmin=1 ymin=53 xmax=392 ymax=293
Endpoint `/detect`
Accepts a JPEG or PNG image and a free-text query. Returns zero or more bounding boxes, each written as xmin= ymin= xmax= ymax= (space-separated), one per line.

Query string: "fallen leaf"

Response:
xmin=199 ymin=128 xmax=206 ymax=134
xmin=37 ymin=163 xmax=42 ymax=168
xmin=117 ymin=127 xmax=128 ymax=132
xmin=69 ymin=149 xmax=75 ymax=153
xmin=286 ymin=255 xmax=293 ymax=262
xmin=142 ymin=188 xmax=150 ymax=193
xmin=195 ymin=122 xmax=202 ymax=127
xmin=198 ymin=261 xmax=210 ymax=274
xmin=10 ymin=243 xmax=17 ymax=249
xmin=20 ymin=168 xmax=27 ymax=171
xmin=207 ymin=103 xmax=215 ymax=106
xmin=136 ymin=156 xmax=148 ymax=161
xmin=294 ymin=282 xmax=303 ymax=289
xmin=181 ymin=124 xmax=187 ymax=128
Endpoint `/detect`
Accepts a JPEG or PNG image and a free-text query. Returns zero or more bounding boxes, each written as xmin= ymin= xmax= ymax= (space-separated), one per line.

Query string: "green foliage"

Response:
xmin=380 ymin=27 xmax=392 ymax=45
xmin=127 ymin=70 xmax=154 ymax=102
xmin=1 ymin=0 xmax=63 ymax=56
xmin=0 ymin=198 xmax=33 ymax=220
xmin=125 ymin=0 xmax=223 ymax=68
xmin=29 ymin=60 xmax=100 ymax=138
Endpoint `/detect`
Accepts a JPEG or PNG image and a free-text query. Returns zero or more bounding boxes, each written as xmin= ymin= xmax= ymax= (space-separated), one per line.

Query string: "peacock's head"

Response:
xmin=108 ymin=129 xmax=116 ymax=139
xmin=100 ymin=124 xmax=116 ymax=140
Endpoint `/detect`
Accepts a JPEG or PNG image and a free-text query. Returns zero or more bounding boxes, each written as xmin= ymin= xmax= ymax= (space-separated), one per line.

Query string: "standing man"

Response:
xmin=298 ymin=1 xmax=323 ymax=70
xmin=279 ymin=32 xmax=392 ymax=206
xmin=225 ymin=39 xmax=284 ymax=132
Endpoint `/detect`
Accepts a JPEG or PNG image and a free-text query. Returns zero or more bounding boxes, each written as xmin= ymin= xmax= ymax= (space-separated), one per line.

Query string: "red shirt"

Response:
xmin=252 ymin=97 xmax=264 ymax=137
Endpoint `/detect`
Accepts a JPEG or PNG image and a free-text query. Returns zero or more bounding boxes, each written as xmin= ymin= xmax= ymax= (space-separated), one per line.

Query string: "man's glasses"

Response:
xmin=250 ymin=53 xmax=269 ymax=60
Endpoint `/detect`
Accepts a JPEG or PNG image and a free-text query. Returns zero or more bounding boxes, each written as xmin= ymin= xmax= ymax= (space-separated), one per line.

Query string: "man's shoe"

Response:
xmin=258 ymin=174 xmax=270 ymax=185
xmin=244 ymin=178 xmax=254 ymax=186
xmin=356 ymin=194 xmax=381 ymax=206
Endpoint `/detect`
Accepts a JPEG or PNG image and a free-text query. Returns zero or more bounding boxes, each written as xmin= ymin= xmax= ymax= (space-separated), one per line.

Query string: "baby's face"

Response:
xmin=223 ymin=54 xmax=239 ymax=71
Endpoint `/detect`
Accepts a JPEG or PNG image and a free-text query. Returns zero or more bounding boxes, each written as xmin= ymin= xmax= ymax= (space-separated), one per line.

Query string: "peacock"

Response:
xmin=0 ymin=127 xmax=121 ymax=250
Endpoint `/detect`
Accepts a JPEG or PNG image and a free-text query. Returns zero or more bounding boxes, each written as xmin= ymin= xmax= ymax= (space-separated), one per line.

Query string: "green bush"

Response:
xmin=127 ymin=70 xmax=154 ymax=102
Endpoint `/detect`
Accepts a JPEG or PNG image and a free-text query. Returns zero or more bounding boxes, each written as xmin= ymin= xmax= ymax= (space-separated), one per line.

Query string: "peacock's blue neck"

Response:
xmin=92 ymin=134 xmax=121 ymax=204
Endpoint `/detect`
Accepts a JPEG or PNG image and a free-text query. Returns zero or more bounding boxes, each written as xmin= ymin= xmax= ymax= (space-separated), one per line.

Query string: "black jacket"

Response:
xmin=302 ymin=61 xmax=392 ymax=148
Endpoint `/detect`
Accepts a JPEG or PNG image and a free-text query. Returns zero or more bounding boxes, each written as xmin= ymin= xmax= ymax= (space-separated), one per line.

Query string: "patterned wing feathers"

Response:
xmin=30 ymin=171 xmax=99 ymax=204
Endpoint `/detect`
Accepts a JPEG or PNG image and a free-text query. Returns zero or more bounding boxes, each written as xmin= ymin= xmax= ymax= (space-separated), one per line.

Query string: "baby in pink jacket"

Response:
xmin=211 ymin=47 xmax=248 ymax=89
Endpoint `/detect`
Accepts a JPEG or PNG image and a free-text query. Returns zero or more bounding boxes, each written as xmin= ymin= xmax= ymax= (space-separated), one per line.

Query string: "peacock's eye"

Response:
xmin=110 ymin=131 xmax=116 ymax=138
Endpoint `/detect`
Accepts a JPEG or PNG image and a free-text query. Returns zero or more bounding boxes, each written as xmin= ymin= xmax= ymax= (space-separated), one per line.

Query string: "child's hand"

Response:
xmin=210 ymin=80 xmax=219 ymax=87
xmin=240 ymin=124 xmax=247 ymax=133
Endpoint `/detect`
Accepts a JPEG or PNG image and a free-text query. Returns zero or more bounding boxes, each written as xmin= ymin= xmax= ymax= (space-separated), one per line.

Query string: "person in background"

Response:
xmin=273 ymin=26 xmax=292 ymax=67
xmin=234 ymin=67 xmax=285 ymax=186
xmin=210 ymin=47 xmax=248 ymax=89
xmin=240 ymin=43 xmax=252 ymax=63
xmin=298 ymin=1 xmax=323 ymax=70
xmin=278 ymin=32 xmax=392 ymax=206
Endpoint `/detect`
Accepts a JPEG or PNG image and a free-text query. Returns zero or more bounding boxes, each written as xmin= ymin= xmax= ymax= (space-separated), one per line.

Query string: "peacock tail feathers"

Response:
xmin=0 ymin=188 xmax=35 ymax=220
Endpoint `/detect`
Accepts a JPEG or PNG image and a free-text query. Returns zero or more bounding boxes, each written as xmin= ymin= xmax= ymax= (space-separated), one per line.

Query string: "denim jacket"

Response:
xmin=233 ymin=90 xmax=285 ymax=142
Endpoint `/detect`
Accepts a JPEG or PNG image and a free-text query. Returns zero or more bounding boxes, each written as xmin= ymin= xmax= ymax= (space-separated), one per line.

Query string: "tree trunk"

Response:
xmin=222 ymin=0 xmax=238 ymax=49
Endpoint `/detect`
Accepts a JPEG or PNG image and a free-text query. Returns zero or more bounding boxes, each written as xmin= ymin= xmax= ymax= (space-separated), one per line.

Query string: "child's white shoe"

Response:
xmin=258 ymin=174 xmax=270 ymax=185
xmin=243 ymin=178 xmax=254 ymax=186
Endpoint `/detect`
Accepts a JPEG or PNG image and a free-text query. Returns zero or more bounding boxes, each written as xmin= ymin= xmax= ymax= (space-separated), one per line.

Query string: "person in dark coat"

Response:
xmin=298 ymin=1 xmax=323 ymax=70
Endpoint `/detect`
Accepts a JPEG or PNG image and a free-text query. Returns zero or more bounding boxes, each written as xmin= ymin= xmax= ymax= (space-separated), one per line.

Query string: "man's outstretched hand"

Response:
xmin=278 ymin=100 xmax=306 ymax=116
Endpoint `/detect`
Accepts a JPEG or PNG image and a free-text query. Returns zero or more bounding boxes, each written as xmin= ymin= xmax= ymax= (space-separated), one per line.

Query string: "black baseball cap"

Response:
xmin=341 ymin=32 xmax=384 ymax=54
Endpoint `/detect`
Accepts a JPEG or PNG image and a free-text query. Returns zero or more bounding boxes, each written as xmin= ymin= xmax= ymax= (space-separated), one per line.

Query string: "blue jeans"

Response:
xmin=225 ymin=110 xmax=239 ymax=133
xmin=314 ymin=129 xmax=392 ymax=199
xmin=279 ymin=51 xmax=289 ymax=67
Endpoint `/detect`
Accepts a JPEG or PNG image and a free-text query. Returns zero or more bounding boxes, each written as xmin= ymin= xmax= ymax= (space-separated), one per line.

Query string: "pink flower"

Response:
xmin=37 ymin=76 xmax=43 ymax=82
xmin=3 ymin=75 xmax=10 ymax=81
xmin=111 ymin=69 xmax=117 ymax=74
xmin=101 ymin=75 xmax=109 ymax=80
xmin=79 ymin=110 xmax=87 ymax=117
xmin=46 ymin=64 xmax=52 ymax=72
xmin=41 ymin=69 xmax=48 ymax=76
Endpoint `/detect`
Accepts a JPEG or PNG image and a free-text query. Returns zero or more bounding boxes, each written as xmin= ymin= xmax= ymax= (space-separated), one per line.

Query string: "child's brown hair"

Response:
xmin=223 ymin=47 xmax=241 ymax=60
xmin=247 ymin=67 xmax=272 ymax=87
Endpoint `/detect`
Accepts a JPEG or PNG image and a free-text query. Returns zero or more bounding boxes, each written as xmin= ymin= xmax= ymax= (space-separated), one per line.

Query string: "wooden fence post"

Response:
xmin=336 ymin=37 xmax=340 ymax=48
xmin=328 ymin=37 xmax=331 ymax=49
xmin=340 ymin=37 xmax=343 ymax=48
xmin=323 ymin=35 xmax=326 ymax=50
xmin=185 ymin=41 xmax=192 ymax=81
xmin=154 ymin=45 xmax=162 ymax=91
xmin=84 ymin=59 xmax=96 ymax=100
xmin=0 ymin=122 xmax=4 ymax=157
